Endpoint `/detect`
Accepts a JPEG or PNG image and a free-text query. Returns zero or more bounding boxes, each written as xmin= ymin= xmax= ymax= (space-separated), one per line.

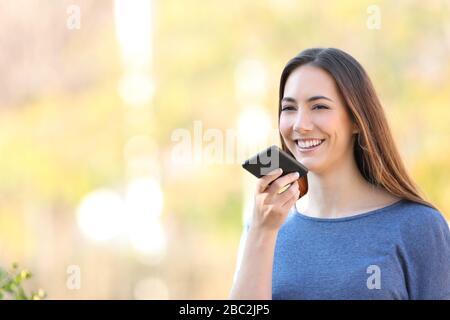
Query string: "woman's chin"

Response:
xmin=297 ymin=159 xmax=321 ymax=173
xmin=290 ymin=150 xmax=324 ymax=172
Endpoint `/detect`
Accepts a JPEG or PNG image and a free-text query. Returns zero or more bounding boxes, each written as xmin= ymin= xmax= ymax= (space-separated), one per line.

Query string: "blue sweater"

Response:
xmin=234 ymin=199 xmax=450 ymax=299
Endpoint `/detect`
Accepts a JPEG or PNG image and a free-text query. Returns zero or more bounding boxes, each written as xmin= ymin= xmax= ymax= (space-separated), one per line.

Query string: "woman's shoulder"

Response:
xmin=393 ymin=199 xmax=449 ymax=240
xmin=394 ymin=199 xmax=446 ymax=223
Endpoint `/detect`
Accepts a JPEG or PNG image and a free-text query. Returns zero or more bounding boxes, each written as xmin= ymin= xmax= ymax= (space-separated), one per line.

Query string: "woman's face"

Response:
xmin=279 ymin=65 xmax=358 ymax=174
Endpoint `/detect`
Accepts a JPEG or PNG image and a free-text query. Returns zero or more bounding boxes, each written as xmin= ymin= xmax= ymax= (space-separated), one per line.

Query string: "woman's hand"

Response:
xmin=251 ymin=168 xmax=300 ymax=233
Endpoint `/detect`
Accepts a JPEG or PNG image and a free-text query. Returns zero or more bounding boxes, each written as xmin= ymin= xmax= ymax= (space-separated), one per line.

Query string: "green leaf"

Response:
xmin=0 ymin=263 xmax=45 ymax=300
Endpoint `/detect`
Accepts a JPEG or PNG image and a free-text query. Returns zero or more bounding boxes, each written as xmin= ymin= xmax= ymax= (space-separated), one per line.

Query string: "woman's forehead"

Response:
xmin=283 ymin=65 xmax=340 ymax=102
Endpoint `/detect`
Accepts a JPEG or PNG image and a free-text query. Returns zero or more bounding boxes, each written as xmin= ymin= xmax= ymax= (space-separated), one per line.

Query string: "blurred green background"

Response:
xmin=0 ymin=0 xmax=449 ymax=299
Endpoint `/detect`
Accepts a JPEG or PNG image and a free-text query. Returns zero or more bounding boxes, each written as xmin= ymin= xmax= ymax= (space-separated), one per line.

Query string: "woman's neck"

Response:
xmin=296 ymin=154 xmax=399 ymax=219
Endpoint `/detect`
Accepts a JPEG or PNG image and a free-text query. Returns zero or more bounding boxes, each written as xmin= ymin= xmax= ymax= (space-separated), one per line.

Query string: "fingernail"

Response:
xmin=293 ymin=172 xmax=300 ymax=178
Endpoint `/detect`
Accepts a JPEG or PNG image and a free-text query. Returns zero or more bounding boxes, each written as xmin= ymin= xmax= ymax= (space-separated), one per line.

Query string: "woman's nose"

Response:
xmin=293 ymin=109 xmax=313 ymax=132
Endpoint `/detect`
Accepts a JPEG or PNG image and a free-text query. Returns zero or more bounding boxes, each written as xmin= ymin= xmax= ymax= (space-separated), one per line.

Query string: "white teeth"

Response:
xmin=297 ymin=139 xmax=323 ymax=149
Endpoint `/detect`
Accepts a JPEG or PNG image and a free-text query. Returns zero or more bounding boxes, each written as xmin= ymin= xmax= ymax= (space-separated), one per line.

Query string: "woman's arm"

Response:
xmin=229 ymin=169 xmax=301 ymax=300
xmin=228 ymin=227 xmax=278 ymax=300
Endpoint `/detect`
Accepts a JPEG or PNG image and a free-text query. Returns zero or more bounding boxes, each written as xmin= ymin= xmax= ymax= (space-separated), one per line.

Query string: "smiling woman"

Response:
xmin=278 ymin=48 xmax=437 ymax=209
xmin=229 ymin=48 xmax=450 ymax=300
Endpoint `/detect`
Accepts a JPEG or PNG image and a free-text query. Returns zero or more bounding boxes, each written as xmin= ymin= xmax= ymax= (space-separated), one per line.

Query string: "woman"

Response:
xmin=229 ymin=48 xmax=450 ymax=300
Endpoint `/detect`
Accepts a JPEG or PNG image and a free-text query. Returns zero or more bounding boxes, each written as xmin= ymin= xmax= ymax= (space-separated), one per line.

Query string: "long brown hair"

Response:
xmin=278 ymin=47 xmax=437 ymax=210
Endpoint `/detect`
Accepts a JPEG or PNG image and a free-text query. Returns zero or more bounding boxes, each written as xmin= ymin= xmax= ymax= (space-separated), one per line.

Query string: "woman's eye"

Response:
xmin=281 ymin=106 xmax=296 ymax=111
xmin=313 ymin=104 xmax=328 ymax=110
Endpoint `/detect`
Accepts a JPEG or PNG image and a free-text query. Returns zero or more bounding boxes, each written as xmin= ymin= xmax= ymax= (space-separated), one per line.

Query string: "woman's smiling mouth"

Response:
xmin=295 ymin=138 xmax=325 ymax=153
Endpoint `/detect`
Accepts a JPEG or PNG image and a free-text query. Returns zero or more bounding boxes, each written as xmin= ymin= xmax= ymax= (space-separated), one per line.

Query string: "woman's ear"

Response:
xmin=351 ymin=123 xmax=359 ymax=134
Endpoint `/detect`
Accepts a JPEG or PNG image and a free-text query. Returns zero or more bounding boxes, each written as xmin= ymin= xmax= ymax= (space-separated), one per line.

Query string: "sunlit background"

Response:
xmin=0 ymin=0 xmax=449 ymax=299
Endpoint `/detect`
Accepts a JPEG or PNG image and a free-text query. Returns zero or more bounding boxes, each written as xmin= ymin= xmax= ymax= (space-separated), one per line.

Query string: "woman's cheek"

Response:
xmin=279 ymin=115 xmax=293 ymax=138
xmin=314 ymin=113 xmax=338 ymax=137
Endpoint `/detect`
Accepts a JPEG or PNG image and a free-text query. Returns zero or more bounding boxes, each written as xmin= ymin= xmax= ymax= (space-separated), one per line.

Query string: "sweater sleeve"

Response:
xmin=401 ymin=207 xmax=450 ymax=300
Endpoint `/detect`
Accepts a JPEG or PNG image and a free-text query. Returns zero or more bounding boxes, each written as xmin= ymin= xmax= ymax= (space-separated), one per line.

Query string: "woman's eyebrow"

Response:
xmin=281 ymin=97 xmax=298 ymax=104
xmin=281 ymin=95 xmax=334 ymax=104
xmin=307 ymin=95 xmax=334 ymax=103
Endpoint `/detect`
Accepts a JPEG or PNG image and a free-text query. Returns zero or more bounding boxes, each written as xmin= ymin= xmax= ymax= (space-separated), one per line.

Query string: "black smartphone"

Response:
xmin=241 ymin=145 xmax=308 ymax=179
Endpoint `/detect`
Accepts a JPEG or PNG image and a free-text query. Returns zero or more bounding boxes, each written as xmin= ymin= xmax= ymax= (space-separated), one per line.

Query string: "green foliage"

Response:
xmin=0 ymin=263 xmax=46 ymax=300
